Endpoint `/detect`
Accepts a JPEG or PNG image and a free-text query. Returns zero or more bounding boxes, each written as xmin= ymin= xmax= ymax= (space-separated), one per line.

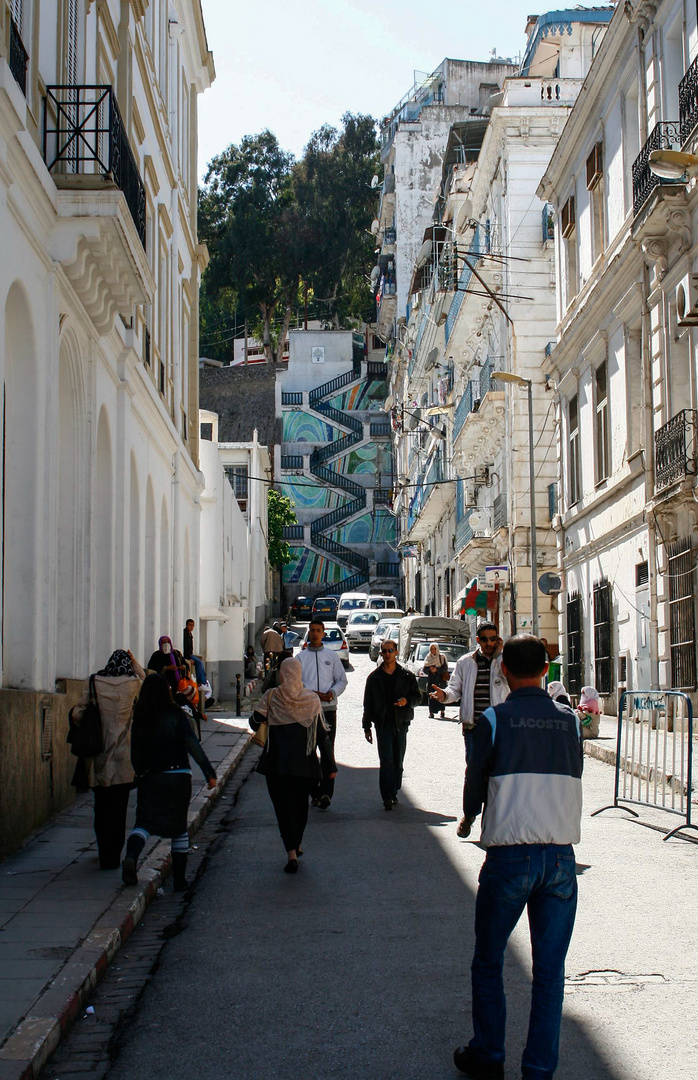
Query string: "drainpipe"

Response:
xmin=641 ymin=263 xmax=660 ymax=689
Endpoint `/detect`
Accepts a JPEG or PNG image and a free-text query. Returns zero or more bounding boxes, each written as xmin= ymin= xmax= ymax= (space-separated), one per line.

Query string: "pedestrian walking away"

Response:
xmin=362 ymin=639 xmax=421 ymax=809
xmin=70 ymin=649 xmax=145 ymax=870
xmin=250 ymin=657 xmax=337 ymax=873
xmin=430 ymin=621 xmax=506 ymax=836
xmin=421 ymin=642 xmax=449 ymax=718
xmin=298 ymin=618 xmax=347 ymax=809
xmin=453 ymin=635 xmax=583 ymax=1080
xmin=260 ymin=623 xmax=284 ymax=668
xmin=122 ymin=674 xmax=217 ymax=892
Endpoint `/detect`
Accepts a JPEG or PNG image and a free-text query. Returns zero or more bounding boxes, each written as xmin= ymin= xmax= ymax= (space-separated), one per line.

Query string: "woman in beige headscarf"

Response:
xmin=421 ymin=642 xmax=449 ymax=719
xmin=250 ymin=657 xmax=337 ymax=873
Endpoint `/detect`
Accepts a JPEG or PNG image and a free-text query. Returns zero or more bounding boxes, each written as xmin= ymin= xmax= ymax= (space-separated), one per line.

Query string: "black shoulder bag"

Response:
xmin=67 ymin=675 xmax=104 ymax=758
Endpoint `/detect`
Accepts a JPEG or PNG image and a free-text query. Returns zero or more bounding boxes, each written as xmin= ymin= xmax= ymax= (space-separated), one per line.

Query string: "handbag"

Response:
xmin=250 ymin=690 xmax=273 ymax=748
xmin=67 ymin=674 xmax=104 ymax=758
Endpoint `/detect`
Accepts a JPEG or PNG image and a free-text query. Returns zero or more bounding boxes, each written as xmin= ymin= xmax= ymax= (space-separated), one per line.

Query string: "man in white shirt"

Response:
xmin=298 ymin=618 xmax=348 ymax=809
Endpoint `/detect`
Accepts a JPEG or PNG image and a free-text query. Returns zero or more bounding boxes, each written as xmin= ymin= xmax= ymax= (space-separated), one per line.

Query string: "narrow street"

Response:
xmin=56 ymin=651 xmax=694 ymax=1080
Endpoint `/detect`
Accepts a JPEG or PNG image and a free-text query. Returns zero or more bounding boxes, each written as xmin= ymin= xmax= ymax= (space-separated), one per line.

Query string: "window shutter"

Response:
xmin=561 ymin=195 xmax=576 ymax=238
xmin=11 ymin=0 xmax=22 ymax=32
xmin=586 ymin=141 xmax=603 ymax=190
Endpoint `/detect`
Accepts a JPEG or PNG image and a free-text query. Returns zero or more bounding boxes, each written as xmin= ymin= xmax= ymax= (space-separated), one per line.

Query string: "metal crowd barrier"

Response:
xmin=592 ymin=690 xmax=697 ymax=841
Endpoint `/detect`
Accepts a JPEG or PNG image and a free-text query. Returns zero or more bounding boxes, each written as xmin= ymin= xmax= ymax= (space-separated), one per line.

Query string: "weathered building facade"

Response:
xmin=539 ymin=0 xmax=698 ymax=709
xmin=0 ymin=0 xmax=213 ymax=855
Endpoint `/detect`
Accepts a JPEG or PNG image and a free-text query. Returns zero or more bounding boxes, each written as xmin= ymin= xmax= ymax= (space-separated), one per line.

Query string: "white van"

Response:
xmin=336 ymin=592 xmax=368 ymax=628
xmin=365 ymin=595 xmax=399 ymax=612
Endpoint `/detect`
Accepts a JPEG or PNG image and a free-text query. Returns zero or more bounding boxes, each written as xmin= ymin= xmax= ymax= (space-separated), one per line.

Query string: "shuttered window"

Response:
xmin=593 ymin=579 xmax=613 ymax=695
xmin=566 ymin=593 xmax=583 ymax=697
xmin=667 ymin=537 xmax=697 ymax=690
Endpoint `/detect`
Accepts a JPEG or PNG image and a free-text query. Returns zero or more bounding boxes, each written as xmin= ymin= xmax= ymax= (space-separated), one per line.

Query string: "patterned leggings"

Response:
xmin=128 ymin=827 xmax=190 ymax=854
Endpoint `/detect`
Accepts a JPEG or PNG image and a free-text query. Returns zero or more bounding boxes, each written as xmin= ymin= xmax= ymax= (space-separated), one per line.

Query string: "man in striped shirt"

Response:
xmin=431 ymin=622 xmax=506 ymax=836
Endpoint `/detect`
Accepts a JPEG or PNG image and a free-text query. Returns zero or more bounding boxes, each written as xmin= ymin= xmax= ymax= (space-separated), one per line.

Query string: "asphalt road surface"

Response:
xmin=105 ymin=650 xmax=698 ymax=1080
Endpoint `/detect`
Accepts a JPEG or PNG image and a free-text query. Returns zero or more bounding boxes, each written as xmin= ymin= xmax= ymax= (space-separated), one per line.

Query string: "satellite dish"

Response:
xmin=371 ymin=174 xmax=380 ymax=188
xmin=404 ymin=407 xmax=421 ymax=432
xmin=370 ymin=265 xmax=380 ymax=284
xmin=383 ymin=394 xmax=394 ymax=412
xmin=425 ymin=347 xmax=439 ymax=372
xmin=538 ymin=572 xmax=562 ymax=595
xmin=469 ymin=510 xmax=488 ymax=531
xmin=455 ymin=199 xmax=474 ymax=233
xmin=432 ymin=294 xmax=447 ymax=325
xmin=370 ymin=219 xmax=380 ymax=235
xmin=416 ymin=238 xmax=432 ymax=269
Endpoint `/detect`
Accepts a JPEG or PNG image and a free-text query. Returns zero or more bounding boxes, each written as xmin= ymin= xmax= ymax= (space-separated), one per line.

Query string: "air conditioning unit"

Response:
xmin=676 ymin=273 xmax=698 ymax=325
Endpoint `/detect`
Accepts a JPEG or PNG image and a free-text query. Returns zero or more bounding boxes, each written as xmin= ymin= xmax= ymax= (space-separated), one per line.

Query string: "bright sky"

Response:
xmin=197 ymin=1 xmax=606 ymax=180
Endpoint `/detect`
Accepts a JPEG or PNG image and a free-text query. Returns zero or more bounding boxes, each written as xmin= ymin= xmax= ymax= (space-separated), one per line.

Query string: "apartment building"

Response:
xmin=389 ymin=10 xmax=613 ymax=643
xmin=0 ymin=1 xmax=213 ymax=854
xmin=539 ymin=0 xmax=698 ymax=708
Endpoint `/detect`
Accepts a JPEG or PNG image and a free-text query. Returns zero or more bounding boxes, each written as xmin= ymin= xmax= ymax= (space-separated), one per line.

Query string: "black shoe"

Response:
xmin=318 ymin=795 xmax=331 ymax=810
xmin=453 ymin=1046 xmax=504 ymax=1079
xmin=284 ymin=858 xmax=299 ymax=874
xmin=310 ymin=798 xmax=321 ymax=807
xmin=121 ymin=857 xmax=138 ymax=886
xmin=383 ymin=799 xmax=394 ymax=810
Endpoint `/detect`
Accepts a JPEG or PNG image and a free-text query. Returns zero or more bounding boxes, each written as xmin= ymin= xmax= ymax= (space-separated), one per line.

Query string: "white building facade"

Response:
xmin=390 ymin=11 xmax=613 ymax=648
xmin=539 ymin=0 xmax=698 ymax=709
xmin=0 ymin=1 xmax=213 ymax=854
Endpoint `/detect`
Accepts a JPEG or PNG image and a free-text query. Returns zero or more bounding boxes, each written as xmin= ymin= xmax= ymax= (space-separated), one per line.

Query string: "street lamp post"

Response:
xmin=491 ymin=371 xmax=538 ymax=637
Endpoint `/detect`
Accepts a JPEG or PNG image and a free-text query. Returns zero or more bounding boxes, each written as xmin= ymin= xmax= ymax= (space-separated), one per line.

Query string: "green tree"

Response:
xmin=267 ymin=488 xmax=297 ymax=568
xmin=198 ymin=131 xmax=303 ymax=364
xmin=295 ymin=113 xmax=380 ymax=328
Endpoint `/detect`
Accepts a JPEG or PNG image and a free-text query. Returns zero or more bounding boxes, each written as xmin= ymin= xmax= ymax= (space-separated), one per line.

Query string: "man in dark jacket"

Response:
xmin=362 ymin=639 xmax=421 ymax=809
xmin=453 ymin=635 xmax=583 ymax=1080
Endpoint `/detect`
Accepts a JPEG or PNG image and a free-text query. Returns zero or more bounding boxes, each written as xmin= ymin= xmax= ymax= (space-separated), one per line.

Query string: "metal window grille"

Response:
xmin=568 ymin=394 xmax=581 ymax=505
xmin=635 ymin=561 xmax=649 ymax=588
xmin=566 ymin=593 xmax=583 ymax=696
xmin=667 ymin=537 xmax=697 ymax=690
xmin=618 ymin=655 xmax=627 ymax=685
xmin=593 ymin=579 xmax=613 ymax=694
xmin=225 ymin=465 xmax=248 ymax=503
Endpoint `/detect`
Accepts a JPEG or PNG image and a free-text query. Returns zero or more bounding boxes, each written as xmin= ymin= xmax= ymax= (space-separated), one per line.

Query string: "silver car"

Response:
xmin=345 ymin=610 xmax=381 ymax=649
xmin=369 ymin=616 xmax=404 ymax=662
xmin=300 ymin=621 xmax=350 ymax=667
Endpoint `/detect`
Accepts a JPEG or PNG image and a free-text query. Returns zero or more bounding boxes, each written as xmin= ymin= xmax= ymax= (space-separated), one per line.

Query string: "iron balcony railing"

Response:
xmin=654 ymin=409 xmax=698 ymax=490
xmin=282 ymin=525 xmax=304 ymax=539
xmin=43 ymin=85 xmax=146 ymax=247
xmin=445 ymin=225 xmax=488 ymax=342
xmin=454 ymin=509 xmax=474 ymax=553
xmin=374 ymin=487 xmax=392 ymax=504
xmin=632 ymin=120 xmax=682 ymax=217
xmin=311 ymin=532 xmax=369 ymax=573
xmin=679 ymin=54 xmax=698 ymax=143
xmin=308 ymin=368 xmax=361 ymax=405
xmin=453 ymin=383 xmax=473 ymax=441
xmin=479 ymin=358 xmax=493 ymax=399
xmin=370 ymin=422 xmax=391 ymax=437
xmin=334 ymin=570 xmax=369 ymax=592
xmin=9 ymin=17 xmax=28 ymax=97
xmin=377 ymin=562 xmax=400 ymax=577
xmin=367 ymin=360 xmax=387 ymax=376
xmin=280 ymin=455 xmax=304 ymax=470
xmin=312 ymin=401 xmax=363 ymax=434
xmin=309 ymin=430 xmax=363 ymax=465
xmin=281 ymin=391 xmax=303 ymax=405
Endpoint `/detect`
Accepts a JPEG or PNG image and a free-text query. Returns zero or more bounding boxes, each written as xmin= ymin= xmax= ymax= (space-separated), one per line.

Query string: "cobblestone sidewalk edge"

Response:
xmin=0 ymin=733 xmax=253 ymax=1080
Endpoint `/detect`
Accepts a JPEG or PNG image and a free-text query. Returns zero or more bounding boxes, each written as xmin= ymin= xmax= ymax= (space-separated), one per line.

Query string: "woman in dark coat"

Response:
xmin=421 ymin=642 xmax=449 ymax=718
xmin=251 ymin=657 xmax=336 ymax=874
xmin=122 ymin=674 xmax=216 ymax=891
xmin=146 ymin=636 xmax=182 ymax=694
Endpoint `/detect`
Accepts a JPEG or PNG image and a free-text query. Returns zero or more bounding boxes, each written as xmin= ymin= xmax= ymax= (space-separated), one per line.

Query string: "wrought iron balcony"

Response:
xmin=493 ymin=492 xmax=508 ymax=531
xmin=654 ymin=409 xmax=698 ymax=491
xmin=631 ymin=121 xmax=682 ymax=216
xmin=281 ymin=391 xmax=303 ymax=405
xmin=282 ymin=525 xmax=304 ymax=540
xmin=370 ymin=421 xmax=391 ymax=438
xmin=43 ymin=86 xmax=146 ymax=247
xmin=9 ymin=17 xmax=28 ymax=97
xmin=679 ymin=55 xmax=698 ymax=143
xmin=376 ymin=562 xmax=399 ymax=577
xmin=280 ymin=455 xmax=304 ymax=470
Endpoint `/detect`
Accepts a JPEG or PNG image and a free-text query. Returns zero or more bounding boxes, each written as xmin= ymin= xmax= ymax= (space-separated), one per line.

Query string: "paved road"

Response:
xmin=104 ymin=651 xmax=698 ymax=1080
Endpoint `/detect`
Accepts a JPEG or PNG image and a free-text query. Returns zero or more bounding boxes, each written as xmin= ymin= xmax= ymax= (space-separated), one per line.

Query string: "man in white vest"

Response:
xmin=298 ymin=618 xmax=347 ymax=810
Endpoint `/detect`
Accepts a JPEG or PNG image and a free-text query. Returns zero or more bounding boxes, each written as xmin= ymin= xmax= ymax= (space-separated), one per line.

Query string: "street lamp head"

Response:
xmin=491 ymin=370 xmax=530 ymax=388
xmin=648 ymin=149 xmax=698 ymax=181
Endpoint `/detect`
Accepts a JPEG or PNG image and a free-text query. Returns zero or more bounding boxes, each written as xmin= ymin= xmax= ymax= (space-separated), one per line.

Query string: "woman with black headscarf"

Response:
xmin=146 ymin=635 xmax=182 ymax=693
xmin=71 ymin=649 xmax=145 ymax=869
xmin=122 ymin=674 xmax=216 ymax=891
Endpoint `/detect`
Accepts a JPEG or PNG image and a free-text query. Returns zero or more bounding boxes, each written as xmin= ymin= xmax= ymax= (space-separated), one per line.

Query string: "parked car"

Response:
xmin=336 ymin=591 xmax=368 ymax=628
xmin=289 ymin=596 xmax=313 ymax=621
xmin=365 ymin=595 xmax=399 ymax=612
xmin=300 ymin=622 xmax=350 ymax=667
xmin=398 ymin=615 xmax=470 ymax=664
xmin=374 ymin=623 xmax=401 ymax=662
xmin=368 ymin=613 xmax=406 ymax=661
xmin=407 ymin=640 xmax=471 ymax=704
xmin=311 ymin=596 xmax=339 ymax=621
xmin=345 ymin=610 xmax=382 ymax=649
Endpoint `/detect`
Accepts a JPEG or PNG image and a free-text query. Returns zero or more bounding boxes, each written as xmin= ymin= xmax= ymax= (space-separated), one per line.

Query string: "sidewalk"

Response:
xmin=0 ymin=710 xmax=253 ymax=1080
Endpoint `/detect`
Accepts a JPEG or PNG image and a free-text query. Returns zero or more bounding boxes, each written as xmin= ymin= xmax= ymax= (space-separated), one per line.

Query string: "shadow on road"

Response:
xmin=106 ymin=760 xmax=629 ymax=1080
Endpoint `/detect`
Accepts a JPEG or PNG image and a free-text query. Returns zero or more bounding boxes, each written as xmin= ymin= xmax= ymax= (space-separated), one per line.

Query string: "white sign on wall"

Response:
xmin=485 ymin=565 xmax=509 ymax=584
xmin=477 ymin=574 xmax=496 ymax=592
xmin=311 ymin=346 xmax=325 ymax=364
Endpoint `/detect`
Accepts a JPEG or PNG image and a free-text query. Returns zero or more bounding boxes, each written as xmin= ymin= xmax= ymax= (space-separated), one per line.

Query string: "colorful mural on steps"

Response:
xmin=285 ymin=547 xmax=344 ymax=585
xmin=330 ymin=510 xmax=395 ymax=545
xmin=282 ymin=412 xmax=336 ymax=443
xmin=333 ymin=443 xmax=393 ymax=475
xmin=326 ymin=378 xmax=388 ymax=412
xmin=278 ymin=478 xmax=341 ymax=510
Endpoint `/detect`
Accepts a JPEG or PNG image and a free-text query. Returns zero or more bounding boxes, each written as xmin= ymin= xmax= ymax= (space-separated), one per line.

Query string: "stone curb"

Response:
xmin=0 ymin=733 xmax=253 ymax=1080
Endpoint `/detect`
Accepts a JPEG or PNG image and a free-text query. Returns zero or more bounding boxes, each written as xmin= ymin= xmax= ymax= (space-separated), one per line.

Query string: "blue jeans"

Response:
xmin=375 ymin=724 xmax=408 ymax=802
xmin=469 ymin=844 xmax=578 ymax=1080
xmin=191 ymin=655 xmax=206 ymax=687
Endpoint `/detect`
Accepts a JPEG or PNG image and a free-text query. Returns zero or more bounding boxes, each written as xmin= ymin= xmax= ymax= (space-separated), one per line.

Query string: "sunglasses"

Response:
xmin=478 ymin=636 xmax=498 ymax=643
xmin=380 ymin=648 xmax=396 ymax=654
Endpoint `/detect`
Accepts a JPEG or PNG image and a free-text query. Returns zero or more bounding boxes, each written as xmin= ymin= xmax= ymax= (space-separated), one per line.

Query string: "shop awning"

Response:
xmin=455 ymin=577 xmax=498 ymax=616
